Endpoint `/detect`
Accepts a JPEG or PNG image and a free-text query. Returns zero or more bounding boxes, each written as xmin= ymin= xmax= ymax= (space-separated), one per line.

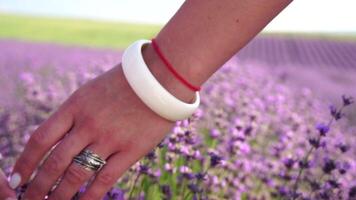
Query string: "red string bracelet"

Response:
xmin=151 ymin=38 xmax=201 ymax=92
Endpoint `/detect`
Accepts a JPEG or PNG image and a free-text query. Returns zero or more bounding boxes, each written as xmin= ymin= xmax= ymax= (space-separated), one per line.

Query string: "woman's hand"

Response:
xmin=9 ymin=62 xmax=193 ymax=199
xmin=0 ymin=169 xmax=16 ymax=199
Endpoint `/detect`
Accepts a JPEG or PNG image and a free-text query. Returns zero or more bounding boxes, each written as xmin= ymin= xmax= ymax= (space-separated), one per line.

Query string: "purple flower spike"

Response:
xmin=298 ymin=160 xmax=310 ymax=169
xmin=145 ymin=150 xmax=156 ymax=160
xmin=180 ymin=166 xmax=194 ymax=179
xmin=209 ymin=153 xmax=223 ymax=167
xmin=188 ymin=183 xmax=201 ymax=193
xmin=315 ymin=123 xmax=329 ymax=136
xmin=336 ymin=142 xmax=350 ymax=153
xmin=210 ymin=128 xmax=220 ymax=138
xmin=161 ymin=184 xmax=172 ymax=199
xmin=283 ymin=158 xmax=295 ymax=169
xmin=195 ymin=172 xmax=207 ymax=181
xmin=139 ymin=164 xmax=149 ymax=174
xmin=308 ymin=138 xmax=320 ymax=149
xmin=349 ymin=186 xmax=356 ymax=199
xmin=322 ymin=157 xmax=336 ymax=174
xmin=329 ymin=105 xmax=343 ymax=120
xmin=337 ymin=161 xmax=351 ymax=174
xmin=342 ymin=95 xmax=354 ymax=106
xmin=103 ymin=188 xmax=125 ymax=200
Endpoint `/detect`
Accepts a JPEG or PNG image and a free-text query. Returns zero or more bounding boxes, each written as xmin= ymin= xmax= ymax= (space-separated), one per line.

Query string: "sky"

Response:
xmin=0 ymin=0 xmax=355 ymax=33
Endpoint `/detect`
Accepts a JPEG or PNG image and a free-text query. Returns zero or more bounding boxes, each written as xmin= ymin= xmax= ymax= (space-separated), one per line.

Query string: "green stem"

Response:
xmin=291 ymin=105 xmax=345 ymax=200
xmin=180 ymin=179 xmax=187 ymax=200
xmin=129 ymin=173 xmax=141 ymax=200
xmin=183 ymin=190 xmax=191 ymax=200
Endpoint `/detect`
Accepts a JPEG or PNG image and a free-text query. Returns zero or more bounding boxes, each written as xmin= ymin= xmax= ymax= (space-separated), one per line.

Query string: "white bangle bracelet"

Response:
xmin=121 ymin=39 xmax=200 ymax=121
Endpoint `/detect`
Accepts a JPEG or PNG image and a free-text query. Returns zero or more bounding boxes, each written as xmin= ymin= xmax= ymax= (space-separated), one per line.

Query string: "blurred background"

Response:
xmin=0 ymin=0 xmax=355 ymax=109
xmin=1 ymin=1 xmax=356 ymax=199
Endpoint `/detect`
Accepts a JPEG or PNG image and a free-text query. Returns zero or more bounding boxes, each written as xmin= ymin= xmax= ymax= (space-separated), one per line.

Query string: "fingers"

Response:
xmin=22 ymin=126 xmax=91 ymax=200
xmin=11 ymin=101 xmax=75 ymax=189
xmin=80 ymin=150 xmax=139 ymax=200
xmin=0 ymin=170 xmax=16 ymax=200
xmin=48 ymin=143 xmax=115 ymax=200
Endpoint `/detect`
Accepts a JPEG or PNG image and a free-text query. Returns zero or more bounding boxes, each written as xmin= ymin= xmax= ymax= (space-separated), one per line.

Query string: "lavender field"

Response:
xmin=0 ymin=37 xmax=356 ymax=200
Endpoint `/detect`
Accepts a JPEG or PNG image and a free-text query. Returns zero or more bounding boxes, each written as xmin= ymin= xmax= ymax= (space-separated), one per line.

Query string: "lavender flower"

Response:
xmin=103 ymin=188 xmax=125 ymax=200
xmin=1 ymin=40 xmax=355 ymax=200
xmin=160 ymin=185 xmax=172 ymax=199
xmin=322 ymin=157 xmax=337 ymax=174
xmin=342 ymin=95 xmax=354 ymax=106
xmin=336 ymin=142 xmax=350 ymax=153
xmin=188 ymin=183 xmax=201 ymax=193
xmin=283 ymin=157 xmax=295 ymax=169
xmin=349 ymin=186 xmax=356 ymax=199
xmin=316 ymin=123 xmax=330 ymax=136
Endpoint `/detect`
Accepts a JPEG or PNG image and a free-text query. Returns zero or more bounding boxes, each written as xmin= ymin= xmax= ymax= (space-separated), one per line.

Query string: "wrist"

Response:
xmin=141 ymin=42 xmax=196 ymax=103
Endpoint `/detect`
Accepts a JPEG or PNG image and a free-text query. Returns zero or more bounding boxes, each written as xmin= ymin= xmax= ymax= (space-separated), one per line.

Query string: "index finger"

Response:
xmin=9 ymin=99 xmax=75 ymax=189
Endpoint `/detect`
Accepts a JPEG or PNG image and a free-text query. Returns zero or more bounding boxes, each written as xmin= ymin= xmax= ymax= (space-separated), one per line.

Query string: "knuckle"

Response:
xmin=65 ymin=165 xmax=88 ymax=185
xmin=71 ymin=88 xmax=84 ymax=102
xmin=74 ymin=126 xmax=96 ymax=141
xmin=77 ymin=123 xmax=93 ymax=135
xmin=84 ymin=116 xmax=99 ymax=131
xmin=96 ymin=171 xmax=116 ymax=185
xmin=29 ymin=129 xmax=48 ymax=147
xmin=67 ymin=92 xmax=81 ymax=110
xmin=75 ymin=118 xmax=100 ymax=139
xmin=42 ymin=153 xmax=65 ymax=175
xmin=70 ymin=87 xmax=91 ymax=108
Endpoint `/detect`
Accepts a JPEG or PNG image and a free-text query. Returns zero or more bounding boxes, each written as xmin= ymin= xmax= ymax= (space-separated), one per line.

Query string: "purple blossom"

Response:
xmin=209 ymin=128 xmax=220 ymax=138
xmin=179 ymin=166 xmax=194 ymax=179
xmin=308 ymin=137 xmax=320 ymax=148
xmin=209 ymin=153 xmax=223 ymax=168
xmin=322 ymin=157 xmax=337 ymax=174
xmin=188 ymin=183 xmax=201 ymax=193
xmin=342 ymin=95 xmax=354 ymax=106
xmin=1 ymin=40 xmax=355 ymax=200
xmin=145 ymin=150 xmax=156 ymax=160
xmin=316 ymin=123 xmax=330 ymax=136
xmin=283 ymin=157 xmax=295 ymax=169
xmin=298 ymin=160 xmax=310 ymax=169
xmin=160 ymin=185 xmax=172 ymax=199
xmin=329 ymin=105 xmax=342 ymax=120
xmin=138 ymin=164 xmax=149 ymax=174
xmin=103 ymin=188 xmax=125 ymax=200
xmin=337 ymin=161 xmax=351 ymax=174
xmin=336 ymin=142 xmax=350 ymax=153
xmin=349 ymin=186 xmax=356 ymax=199
xmin=195 ymin=172 xmax=207 ymax=181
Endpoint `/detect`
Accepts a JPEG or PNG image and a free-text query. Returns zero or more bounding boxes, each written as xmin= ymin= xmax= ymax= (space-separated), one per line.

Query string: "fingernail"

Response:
xmin=5 ymin=198 xmax=17 ymax=200
xmin=9 ymin=172 xmax=21 ymax=189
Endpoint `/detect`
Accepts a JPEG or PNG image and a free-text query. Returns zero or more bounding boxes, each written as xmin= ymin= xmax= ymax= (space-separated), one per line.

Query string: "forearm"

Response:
xmin=142 ymin=0 xmax=293 ymax=102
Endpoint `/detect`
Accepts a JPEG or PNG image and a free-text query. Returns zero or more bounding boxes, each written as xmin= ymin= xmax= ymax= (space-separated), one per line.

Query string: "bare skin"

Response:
xmin=3 ymin=0 xmax=293 ymax=199
xmin=0 ymin=170 xmax=16 ymax=199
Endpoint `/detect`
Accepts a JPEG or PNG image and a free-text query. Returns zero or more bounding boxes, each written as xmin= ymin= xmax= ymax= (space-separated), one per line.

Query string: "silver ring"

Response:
xmin=73 ymin=149 xmax=106 ymax=172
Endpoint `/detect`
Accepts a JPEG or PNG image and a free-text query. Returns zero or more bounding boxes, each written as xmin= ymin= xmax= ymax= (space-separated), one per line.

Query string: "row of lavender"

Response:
xmin=237 ymin=36 xmax=356 ymax=70
xmin=0 ymin=40 xmax=120 ymax=107
xmin=0 ymin=39 xmax=356 ymax=199
xmin=1 ymin=35 xmax=356 ymax=75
